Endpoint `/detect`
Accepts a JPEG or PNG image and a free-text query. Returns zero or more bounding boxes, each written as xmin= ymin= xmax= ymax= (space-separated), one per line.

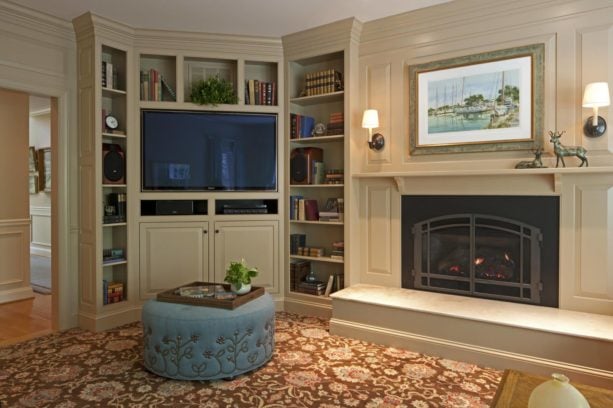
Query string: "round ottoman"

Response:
xmin=142 ymin=293 xmax=275 ymax=380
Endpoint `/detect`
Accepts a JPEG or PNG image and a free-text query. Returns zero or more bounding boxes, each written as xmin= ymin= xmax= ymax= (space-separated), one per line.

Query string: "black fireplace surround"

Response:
xmin=401 ymin=196 xmax=559 ymax=307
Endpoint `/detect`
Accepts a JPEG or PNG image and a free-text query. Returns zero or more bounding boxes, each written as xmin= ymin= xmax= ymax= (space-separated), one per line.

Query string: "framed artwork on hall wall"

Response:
xmin=408 ymin=43 xmax=544 ymax=155
xmin=28 ymin=146 xmax=37 ymax=173
xmin=38 ymin=147 xmax=51 ymax=192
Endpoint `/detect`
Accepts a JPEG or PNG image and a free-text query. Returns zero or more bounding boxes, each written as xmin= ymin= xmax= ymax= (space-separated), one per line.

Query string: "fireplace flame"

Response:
xmin=474 ymin=257 xmax=485 ymax=266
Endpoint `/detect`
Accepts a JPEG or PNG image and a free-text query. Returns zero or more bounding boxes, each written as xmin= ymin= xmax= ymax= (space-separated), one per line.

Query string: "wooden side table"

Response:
xmin=492 ymin=369 xmax=613 ymax=407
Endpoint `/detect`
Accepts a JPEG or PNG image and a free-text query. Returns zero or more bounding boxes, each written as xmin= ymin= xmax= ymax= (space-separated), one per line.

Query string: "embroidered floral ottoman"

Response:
xmin=142 ymin=293 xmax=275 ymax=380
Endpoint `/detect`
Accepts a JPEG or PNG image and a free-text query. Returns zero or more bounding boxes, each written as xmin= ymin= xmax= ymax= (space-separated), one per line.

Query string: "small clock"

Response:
xmin=105 ymin=115 xmax=119 ymax=131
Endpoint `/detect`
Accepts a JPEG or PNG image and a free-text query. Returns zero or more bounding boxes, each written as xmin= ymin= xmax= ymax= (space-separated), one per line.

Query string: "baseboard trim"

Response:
xmin=78 ymin=306 xmax=141 ymax=332
xmin=284 ymin=297 xmax=332 ymax=318
xmin=0 ymin=286 xmax=34 ymax=304
xmin=330 ymin=317 xmax=613 ymax=388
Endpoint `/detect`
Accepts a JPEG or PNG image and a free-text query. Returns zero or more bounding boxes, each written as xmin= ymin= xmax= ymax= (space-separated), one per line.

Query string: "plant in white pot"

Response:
xmin=224 ymin=259 xmax=258 ymax=295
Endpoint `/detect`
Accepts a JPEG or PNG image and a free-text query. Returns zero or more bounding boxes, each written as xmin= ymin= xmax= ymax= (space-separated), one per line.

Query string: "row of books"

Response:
xmin=289 ymin=113 xmax=315 ymax=139
xmin=140 ymin=69 xmax=176 ymax=101
xmin=296 ymin=247 xmax=324 ymax=257
xmin=245 ymin=79 xmax=277 ymax=105
xmin=101 ymin=61 xmax=119 ymax=90
xmin=304 ymin=69 xmax=343 ymax=96
xmin=289 ymin=233 xmax=306 ymax=255
xmin=103 ymin=280 xmax=124 ymax=305
xmin=289 ymin=196 xmax=344 ymax=221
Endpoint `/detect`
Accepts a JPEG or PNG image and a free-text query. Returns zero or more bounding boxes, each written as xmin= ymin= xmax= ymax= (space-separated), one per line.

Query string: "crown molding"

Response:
xmin=0 ymin=0 xmax=73 ymax=43
xmin=134 ymin=29 xmax=283 ymax=57
xmin=283 ymin=17 xmax=363 ymax=59
xmin=72 ymin=12 xmax=135 ymax=45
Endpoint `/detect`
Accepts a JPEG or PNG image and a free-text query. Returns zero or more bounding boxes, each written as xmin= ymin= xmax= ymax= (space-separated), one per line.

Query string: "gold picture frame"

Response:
xmin=408 ymin=44 xmax=544 ymax=155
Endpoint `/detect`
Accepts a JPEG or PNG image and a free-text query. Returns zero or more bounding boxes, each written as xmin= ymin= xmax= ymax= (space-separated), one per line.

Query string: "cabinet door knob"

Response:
xmin=215 ymin=229 xmax=220 ymax=233
xmin=203 ymin=230 xmax=208 ymax=234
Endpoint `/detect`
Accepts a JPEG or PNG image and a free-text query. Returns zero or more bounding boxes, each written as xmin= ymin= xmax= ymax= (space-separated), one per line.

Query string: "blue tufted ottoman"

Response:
xmin=142 ymin=293 xmax=275 ymax=380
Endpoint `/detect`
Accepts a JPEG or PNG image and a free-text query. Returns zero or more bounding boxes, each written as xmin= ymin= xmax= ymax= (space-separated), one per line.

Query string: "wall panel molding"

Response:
xmin=0 ymin=219 xmax=33 ymax=303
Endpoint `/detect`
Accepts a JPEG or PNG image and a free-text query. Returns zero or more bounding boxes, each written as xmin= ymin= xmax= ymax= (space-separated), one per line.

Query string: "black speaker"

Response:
xmin=155 ymin=200 xmax=194 ymax=215
xmin=290 ymin=147 xmax=323 ymax=184
xmin=103 ymin=143 xmax=125 ymax=184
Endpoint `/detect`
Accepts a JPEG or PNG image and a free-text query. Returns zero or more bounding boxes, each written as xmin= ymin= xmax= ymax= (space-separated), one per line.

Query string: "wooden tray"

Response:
xmin=156 ymin=281 xmax=265 ymax=310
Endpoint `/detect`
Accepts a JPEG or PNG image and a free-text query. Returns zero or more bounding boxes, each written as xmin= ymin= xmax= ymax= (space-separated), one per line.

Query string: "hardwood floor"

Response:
xmin=0 ymin=293 xmax=53 ymax=346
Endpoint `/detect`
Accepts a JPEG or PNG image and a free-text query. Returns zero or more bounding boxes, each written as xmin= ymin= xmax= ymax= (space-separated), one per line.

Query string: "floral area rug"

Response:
xmin=0 ymin=312 xmax=501 ymax=407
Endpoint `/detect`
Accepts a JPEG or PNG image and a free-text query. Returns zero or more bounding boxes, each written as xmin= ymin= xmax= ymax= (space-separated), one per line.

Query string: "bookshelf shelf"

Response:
xmin=290 ymin=91 xmax=344 ymax=106
xmin=102 ymin=222 xmax=127 ymax=228
xmin=102 ymin=132 xmax=127 ymax=139
xmin=290 ymin=135 xmax=344 ymax=144
xmin=102 ymin=184 xmax=127 ymax=188
xmin=290 ymin=220 xmax=344 ymax=226
xmin=103 ymin=259 xmax=128 ymax=267
xmin=290 ymin=255 xmax=344 ymax=264
xmin=290 ymin=184 xmax=344 ymax=188
xmin=102 ymin=87 xmax=126 ymax=96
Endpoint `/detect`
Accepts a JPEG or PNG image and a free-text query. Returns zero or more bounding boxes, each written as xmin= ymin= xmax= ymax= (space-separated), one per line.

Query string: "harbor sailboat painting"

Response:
xmin=409 ymin=44 xmax=544 ymax=155
xmin=427 ymin=69 xmax=520 ymax=134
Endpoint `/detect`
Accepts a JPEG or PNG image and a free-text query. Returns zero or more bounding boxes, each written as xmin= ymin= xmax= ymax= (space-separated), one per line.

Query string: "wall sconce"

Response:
xmin=362 ymin=109 xmax=385 ymax=151
xmin=582 ymin=82 xmax=610 ymax=137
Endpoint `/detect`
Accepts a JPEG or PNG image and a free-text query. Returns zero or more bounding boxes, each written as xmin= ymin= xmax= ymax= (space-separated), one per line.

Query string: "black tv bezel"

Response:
xmin=140 ymin=109 xmax=278 ymax=192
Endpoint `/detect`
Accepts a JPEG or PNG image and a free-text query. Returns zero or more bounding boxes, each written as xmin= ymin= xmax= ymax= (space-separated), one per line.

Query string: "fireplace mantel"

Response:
xmin=354 ymin=166 xmax=613 ymax=194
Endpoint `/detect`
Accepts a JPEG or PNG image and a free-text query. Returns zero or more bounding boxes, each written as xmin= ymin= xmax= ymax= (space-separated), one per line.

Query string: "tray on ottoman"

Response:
xmin=157 ymin=281 xmax=265 ymax=309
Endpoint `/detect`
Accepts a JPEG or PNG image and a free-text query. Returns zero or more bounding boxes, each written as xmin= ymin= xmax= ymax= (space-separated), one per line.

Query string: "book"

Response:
xmin=324 ymin=274 xmax=335 ymax=296
xmin=304 ymin=199 xmax=319 ymax=221
xmin=290 ymin=233 xmax=306 ymax=255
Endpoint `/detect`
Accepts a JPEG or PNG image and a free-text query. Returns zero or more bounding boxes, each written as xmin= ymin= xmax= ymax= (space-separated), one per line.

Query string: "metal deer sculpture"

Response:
xmin=549 ymin=130 xmax=588 ymax=167
xmin=515 ymin=147 xmax=546 ymax=169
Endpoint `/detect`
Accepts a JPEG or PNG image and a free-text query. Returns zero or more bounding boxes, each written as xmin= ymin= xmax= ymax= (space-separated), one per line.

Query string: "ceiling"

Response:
xmin=16 ymin=0 xmax=452 ymax=37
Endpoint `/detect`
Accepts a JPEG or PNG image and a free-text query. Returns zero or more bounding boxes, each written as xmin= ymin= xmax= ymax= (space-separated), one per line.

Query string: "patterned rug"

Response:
xmin=0 ymin=312 xmax=501 ymax=407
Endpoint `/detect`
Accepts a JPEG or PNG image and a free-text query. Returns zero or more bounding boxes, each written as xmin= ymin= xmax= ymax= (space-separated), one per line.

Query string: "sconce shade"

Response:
xmin=362 ymin=109 xmax=379 ymax=129
xmin=582 ymin=82 xmax=610 ymax=108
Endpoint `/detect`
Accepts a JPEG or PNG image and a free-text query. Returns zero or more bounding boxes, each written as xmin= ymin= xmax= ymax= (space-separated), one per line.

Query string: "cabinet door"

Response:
xmin=214 ymin=221 xmax=278 ymax=294
xmin=139 ymin=222 xmax=209 ymax=299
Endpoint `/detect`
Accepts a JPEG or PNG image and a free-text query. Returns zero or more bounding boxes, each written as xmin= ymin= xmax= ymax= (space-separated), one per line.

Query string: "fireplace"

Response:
xmin=402 ymin=196 xmax=559 ymax=307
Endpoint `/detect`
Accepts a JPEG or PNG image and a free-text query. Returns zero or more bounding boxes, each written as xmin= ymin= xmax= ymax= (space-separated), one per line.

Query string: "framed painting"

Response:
xmin=38 ymin=147 xmax=51 ymax=192
xmin=29 ymin=146 xmax=37 ymax=172
xmin=409 ymin=43 xmax=544 ymax=155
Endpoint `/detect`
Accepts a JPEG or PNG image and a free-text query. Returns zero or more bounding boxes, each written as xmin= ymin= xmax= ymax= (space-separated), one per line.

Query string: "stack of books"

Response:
xmin=245 ymin=80 xmax=277 ymax=105
xmin=290 ymin=259 xmax=310 ymax=291
xmin=103 ymin=280 xmax=124 ymax=305
xmin=324 ymin=170 xmax=344 ymax=185
xmin=319 ymin=197 xmax=343 ymax=222
xmin=289 ymin=113 xmax=316 ymax=139
xmin=290 ymin=233 xmax=306 ymax=255
xmin=304 ymin=69 xmax=343 ymax=96
xmin=330 ymin=241 xmax=345 ymax=261
xmin=140 ymin=69 xmax=176 ymax=101
xmin=326 ymin=112 xmax=344 ymax=135
xmin=298 ymin=280 xmax=327 ymax=296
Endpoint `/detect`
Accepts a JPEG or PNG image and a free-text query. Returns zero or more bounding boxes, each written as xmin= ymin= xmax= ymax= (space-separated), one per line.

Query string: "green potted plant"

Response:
xmin=190 ymin=75 xmax=238 ymax=106
xmin=224 ymin=259 xmax=258 ymax=294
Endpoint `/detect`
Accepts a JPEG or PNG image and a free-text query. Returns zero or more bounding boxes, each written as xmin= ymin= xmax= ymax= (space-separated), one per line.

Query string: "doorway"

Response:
xmin=0 ymin=89 xmax=57 ymax=345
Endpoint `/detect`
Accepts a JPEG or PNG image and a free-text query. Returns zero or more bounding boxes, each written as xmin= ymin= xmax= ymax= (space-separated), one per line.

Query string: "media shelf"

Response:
xmin=215 ymin=199 xmax=278 ymax=215
xmin=290 ymin=184 xmax=344 ymax=188
xmin=290 ymin=255 xmax=344 ymax=264
xmin=290 ymin=220 xmax=343 ymax=226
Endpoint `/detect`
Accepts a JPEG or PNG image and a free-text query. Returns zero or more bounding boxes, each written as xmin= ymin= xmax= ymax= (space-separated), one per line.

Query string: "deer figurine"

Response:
xmin=549 ymin=130 xmax=588 ymax=167
xmin=515 ymin=147 xmax=546 ymax=169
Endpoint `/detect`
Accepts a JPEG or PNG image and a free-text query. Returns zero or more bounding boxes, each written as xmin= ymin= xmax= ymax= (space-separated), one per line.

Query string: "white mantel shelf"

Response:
xmin=353 ymin=166 xmax=613 ymax=178
xmin=353 ymin=166 xmax=613 ymax=194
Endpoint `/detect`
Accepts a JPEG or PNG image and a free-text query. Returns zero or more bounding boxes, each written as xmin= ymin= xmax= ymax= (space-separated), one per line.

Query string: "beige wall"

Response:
xmin=357 ymin=0 xmax=613 ymax=172
xmin=0 ymin=88 xmax=29 ymax=219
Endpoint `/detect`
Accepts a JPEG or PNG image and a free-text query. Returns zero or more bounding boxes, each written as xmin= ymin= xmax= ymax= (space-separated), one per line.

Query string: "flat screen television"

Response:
xmin=141 ymin=110 xmax=277 ymax=191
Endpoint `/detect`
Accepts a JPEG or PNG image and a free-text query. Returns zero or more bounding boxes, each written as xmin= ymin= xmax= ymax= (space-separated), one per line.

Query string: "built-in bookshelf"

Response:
xmin=138 ymin=54 xmax=278 ymax=107
xmin=101 ymin=45 xmax=129 ymax=307
xmin=287 ymin=50 xmax=346 ymax=303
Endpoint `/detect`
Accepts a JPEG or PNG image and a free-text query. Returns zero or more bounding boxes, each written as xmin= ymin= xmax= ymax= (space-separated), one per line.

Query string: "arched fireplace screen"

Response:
xmin=412 ymin=214 xmax=542 ymax=304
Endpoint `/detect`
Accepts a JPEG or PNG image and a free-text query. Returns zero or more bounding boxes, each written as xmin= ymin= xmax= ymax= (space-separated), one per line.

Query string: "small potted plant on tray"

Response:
xmin=224 ymin=259 xmax=258 ymax=295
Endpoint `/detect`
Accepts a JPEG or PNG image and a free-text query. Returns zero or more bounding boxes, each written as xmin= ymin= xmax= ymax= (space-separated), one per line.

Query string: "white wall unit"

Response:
xmin=139 ymin=222 xmax=209 ymax=299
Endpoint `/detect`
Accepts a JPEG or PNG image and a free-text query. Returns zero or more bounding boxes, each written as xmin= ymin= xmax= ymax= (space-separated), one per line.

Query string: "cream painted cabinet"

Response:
xmin=139 ymin=222 xmax=209 ymax=299
xmin=213 ymin=221 xmax=279 ymax=294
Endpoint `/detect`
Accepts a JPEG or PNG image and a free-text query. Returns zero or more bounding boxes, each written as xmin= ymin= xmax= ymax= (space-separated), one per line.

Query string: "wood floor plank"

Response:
xmin=0 ymin=293 xmax=53 ymax=346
